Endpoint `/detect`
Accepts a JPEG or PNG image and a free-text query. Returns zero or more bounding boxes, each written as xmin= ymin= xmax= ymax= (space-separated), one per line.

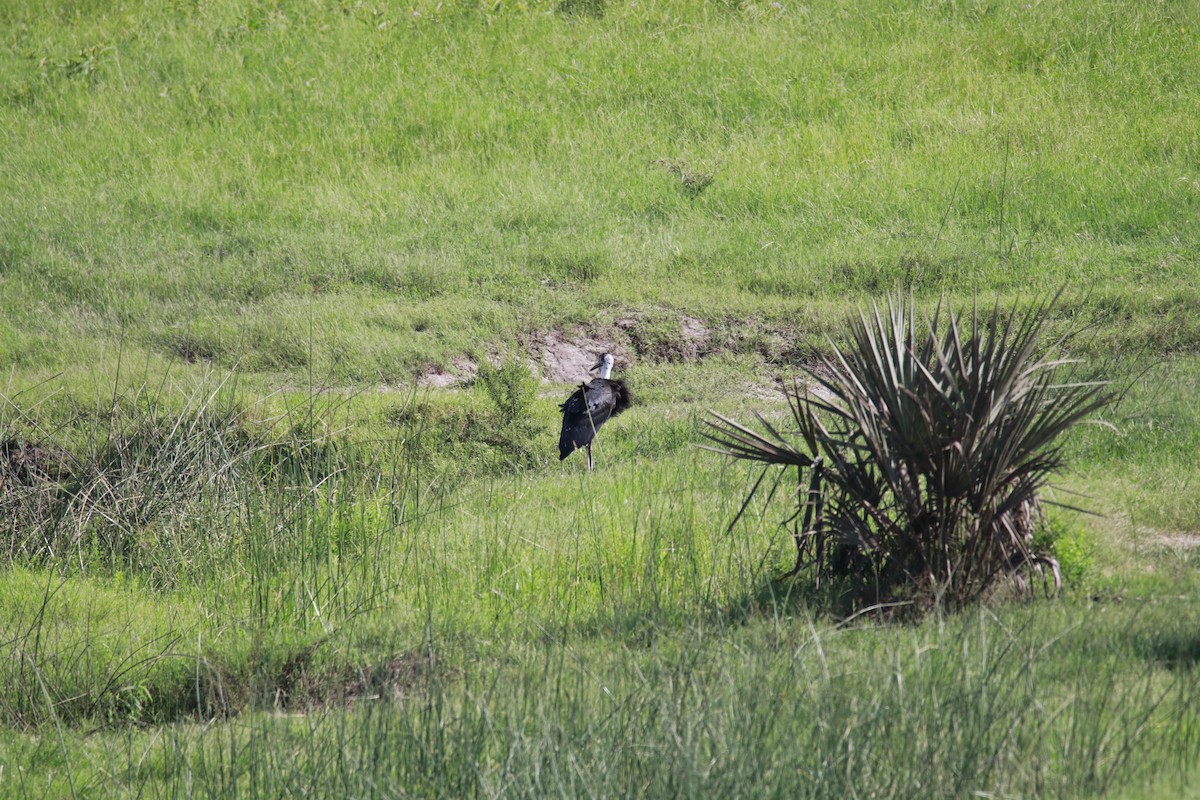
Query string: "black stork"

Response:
xmin=558 ymin=353 xmax=632 ymax=470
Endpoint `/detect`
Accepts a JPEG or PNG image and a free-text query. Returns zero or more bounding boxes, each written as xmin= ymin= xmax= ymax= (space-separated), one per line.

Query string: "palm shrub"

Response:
xmin=704 ymin=293 xmax=1114 ymax=612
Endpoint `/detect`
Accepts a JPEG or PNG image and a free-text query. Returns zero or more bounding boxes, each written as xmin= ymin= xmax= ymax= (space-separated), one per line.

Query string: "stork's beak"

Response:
xmin=589 ymin=357 xmax=604 ymax=373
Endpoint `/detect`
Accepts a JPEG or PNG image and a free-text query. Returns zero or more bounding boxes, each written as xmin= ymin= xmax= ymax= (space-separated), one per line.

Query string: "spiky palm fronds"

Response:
xmin=704 ymin=292 xmax=1113 ymax=611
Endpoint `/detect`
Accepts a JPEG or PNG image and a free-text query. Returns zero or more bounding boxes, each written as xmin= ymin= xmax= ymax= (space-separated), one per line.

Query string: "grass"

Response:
xmin=2 ymin=0 xmax=1200 ymax=796
xmin=4 ymin=584 xmax=1200 ymax=798
xmin=3 ymin=362 xmax=1200 ymax=797
xmin=2 ymin=0 xmax=1200 ymax=383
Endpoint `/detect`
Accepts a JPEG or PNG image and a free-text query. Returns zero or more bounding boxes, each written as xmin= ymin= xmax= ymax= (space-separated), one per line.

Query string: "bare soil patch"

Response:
xmin=412 ymin=313 xmax=820 ymax=390
xmin=532 ymin=329 xmax=628 ymax=383
xmin=1141 ymin=530 xmax=1200 ymax=552
xmin=418 ymin=355 xmax=482 ymax=388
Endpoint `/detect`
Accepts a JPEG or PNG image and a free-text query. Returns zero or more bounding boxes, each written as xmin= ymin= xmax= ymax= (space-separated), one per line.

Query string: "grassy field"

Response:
xmin=3 ymin=0 xmax=1199 ymax=382
xmin=2 ymin=0 xmax=1200 ymax=797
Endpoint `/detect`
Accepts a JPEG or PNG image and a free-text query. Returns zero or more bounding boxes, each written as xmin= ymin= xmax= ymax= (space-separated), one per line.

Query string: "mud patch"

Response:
xmin=795 ymin=359 xmax=841 ymax=403
xmin=681 ymin=315 xmax=709 ymax=343
xmin=418 ymin=368 xmax=458 ymax=389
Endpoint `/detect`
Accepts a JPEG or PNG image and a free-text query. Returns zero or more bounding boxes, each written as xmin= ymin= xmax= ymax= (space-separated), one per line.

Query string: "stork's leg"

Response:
xmin=586 ymin=442 xmax=594 ymax=471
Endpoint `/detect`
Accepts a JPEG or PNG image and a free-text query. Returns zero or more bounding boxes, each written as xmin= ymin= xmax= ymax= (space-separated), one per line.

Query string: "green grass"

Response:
xmin=2 ymin=0 xmax=1200 ymax=383
xmin=3 ymin=0 xmax=1200 ymax=796
xmin=5 ymin=585 xmax=1200 ymax=798
xmin=4 ymin=364 xmax=1200 ymax=797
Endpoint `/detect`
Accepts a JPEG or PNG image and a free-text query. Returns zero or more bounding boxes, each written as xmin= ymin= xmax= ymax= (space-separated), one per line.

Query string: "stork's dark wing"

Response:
xmin=558 ymin=380 xmax=618 ymax=459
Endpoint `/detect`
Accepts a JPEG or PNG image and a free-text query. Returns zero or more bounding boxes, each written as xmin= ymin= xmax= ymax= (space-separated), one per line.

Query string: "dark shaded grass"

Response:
xmin=8 ymin=603 xmax=1197 ymax=799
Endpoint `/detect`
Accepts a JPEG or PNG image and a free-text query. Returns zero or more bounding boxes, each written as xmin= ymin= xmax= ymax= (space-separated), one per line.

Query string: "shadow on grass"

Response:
xmin=1136 ymin=630 xmax=1200 ymax=671
xmin=719 ymin=571 xmax=893 ymax=627
xmin=545 ymin=572 xmax=877 ymax=649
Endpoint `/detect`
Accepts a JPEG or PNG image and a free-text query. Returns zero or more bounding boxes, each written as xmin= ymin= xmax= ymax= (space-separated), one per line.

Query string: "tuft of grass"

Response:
xmin=1035 ymin=507 xmax=1098 ymax=589
xmin=477 ymin=357 xmax=543 ymax=468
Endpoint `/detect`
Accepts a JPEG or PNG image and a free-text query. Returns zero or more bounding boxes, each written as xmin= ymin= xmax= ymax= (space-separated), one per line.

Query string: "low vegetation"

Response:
xmin=2 ymin=0 xmax=1199 ymax=797
xmin=3 ymin=353 xmax=1199 ymax=798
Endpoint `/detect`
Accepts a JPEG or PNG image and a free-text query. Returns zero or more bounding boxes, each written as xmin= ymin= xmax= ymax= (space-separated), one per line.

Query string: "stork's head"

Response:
xmin=590 ymin=353 xmax=615 ymax=379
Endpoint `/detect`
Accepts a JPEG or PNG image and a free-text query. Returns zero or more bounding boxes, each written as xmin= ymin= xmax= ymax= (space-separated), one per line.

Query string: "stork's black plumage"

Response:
xmin=558 ymin=353 xmax=631 ymax=469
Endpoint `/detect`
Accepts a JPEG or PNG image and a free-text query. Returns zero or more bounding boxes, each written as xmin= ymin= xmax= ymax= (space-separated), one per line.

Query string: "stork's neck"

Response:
xmin=598 ymin=360 xmax=613 ymax=379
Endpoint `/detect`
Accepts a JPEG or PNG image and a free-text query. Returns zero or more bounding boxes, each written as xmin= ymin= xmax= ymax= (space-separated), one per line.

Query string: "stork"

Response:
xmin=558 ymin=353 xmax=632 ymax=470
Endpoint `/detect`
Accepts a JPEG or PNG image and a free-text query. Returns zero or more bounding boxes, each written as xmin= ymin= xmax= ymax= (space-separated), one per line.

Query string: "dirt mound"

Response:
xmin=614 ymin=312 xmax=714 ymax=363
xmin=535 ymin=313 xmax=714 ymax=381
xmin=412 ymin=312 xmax=795 ymax=388
xmin=534 ymin=330 xmax=629 ymax=383
xmin=680 ymin=315 xmax=711 ymax=356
